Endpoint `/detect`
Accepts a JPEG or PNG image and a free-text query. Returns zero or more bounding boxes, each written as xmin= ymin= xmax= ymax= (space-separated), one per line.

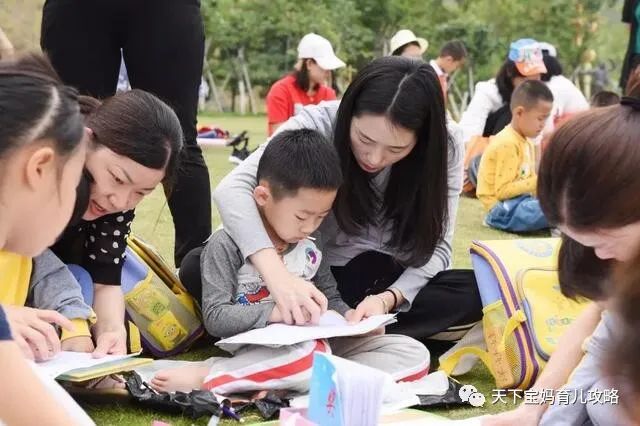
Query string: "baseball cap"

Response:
xmin=389 ymin=29 xmax=429 ymax=55
xmin=297 ymin=33 xmax=346 ymax=71
xmin=508 ymin=38 xmax=547 ymax=77
xmin=538 ymin=42 xmax=557 ymax=58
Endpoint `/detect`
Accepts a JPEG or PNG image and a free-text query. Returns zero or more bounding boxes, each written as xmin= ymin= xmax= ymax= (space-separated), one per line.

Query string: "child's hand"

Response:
xmin=265 ymin=269 xmax=328 ymax=325
xmin=61 ymin=336 xmax=95 ymax=353
xmin=269 ymin=305 xmax=313 ymax=324
xmin=3 ymin=305 xmax=74 ymax=361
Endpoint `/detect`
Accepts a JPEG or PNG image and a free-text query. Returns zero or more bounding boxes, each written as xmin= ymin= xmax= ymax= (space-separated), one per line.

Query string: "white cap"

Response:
xmin=538 ymin=42 xmax=557 ymax=57
xmin=297 ymin=33 xmax=346 ymax=70
xmin=389 ymin=29 xmax=429 ymax=55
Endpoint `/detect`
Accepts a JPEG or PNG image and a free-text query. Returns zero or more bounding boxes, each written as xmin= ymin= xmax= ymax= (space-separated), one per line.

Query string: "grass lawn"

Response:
xmin=84 ymin=113 xmax=525 ymax=425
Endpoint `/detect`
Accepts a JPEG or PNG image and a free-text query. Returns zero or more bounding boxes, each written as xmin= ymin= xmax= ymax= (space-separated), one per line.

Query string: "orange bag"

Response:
xmin=462 ymin=135 xmax=490 ymax=196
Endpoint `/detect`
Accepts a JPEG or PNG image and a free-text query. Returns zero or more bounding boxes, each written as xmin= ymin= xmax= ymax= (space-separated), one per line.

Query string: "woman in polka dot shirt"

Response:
xmin=50 ymin=90 xmax=183 ymax=357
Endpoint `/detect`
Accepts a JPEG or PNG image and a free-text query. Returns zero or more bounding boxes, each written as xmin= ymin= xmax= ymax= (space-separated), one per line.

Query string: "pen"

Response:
xmin=221 ymin=404 xmax=244 ymax=423
xmin=142 ymin=380 xmax=160 ymax=395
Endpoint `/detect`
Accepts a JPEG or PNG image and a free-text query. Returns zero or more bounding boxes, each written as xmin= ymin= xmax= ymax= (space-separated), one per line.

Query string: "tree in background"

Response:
xmin=201 ymin=0 xmax=624 ymax=113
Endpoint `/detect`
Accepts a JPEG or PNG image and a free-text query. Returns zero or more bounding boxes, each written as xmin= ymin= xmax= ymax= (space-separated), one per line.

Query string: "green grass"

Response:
xmin=86 ymin=114 xmax=524 ymax=425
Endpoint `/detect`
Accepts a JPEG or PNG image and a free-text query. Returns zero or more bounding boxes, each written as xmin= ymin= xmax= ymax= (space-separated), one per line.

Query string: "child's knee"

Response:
xmin=384 ymin=334 xmax=430 ymax=367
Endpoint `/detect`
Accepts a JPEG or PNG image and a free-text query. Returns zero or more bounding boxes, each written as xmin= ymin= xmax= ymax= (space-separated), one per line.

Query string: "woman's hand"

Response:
xmin=61 ymin=335 xmax=95 ymax=353
xmin=92 ymin=283 xmax=127 ymax=357
xmin=252 ymin=249 xmax=328 ymax=325
xmin=348 ymin=295 xmax=388 ymax=323
xmin=92 ymin=325 xmax=127 ymax=357
xmin=344 ymin=309 xmax=385 ymax=335
xmin=3 ymin=305 xmax=74 ymax=361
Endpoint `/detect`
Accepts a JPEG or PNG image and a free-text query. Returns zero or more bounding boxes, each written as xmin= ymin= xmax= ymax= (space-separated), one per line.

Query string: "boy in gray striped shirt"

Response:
xmin=151 ymin=128 xmax=429 ymax=395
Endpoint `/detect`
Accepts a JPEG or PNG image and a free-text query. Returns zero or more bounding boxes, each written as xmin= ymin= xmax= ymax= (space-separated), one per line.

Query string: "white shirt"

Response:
xmin=459 ymin=79 xmax=504 ymax=145
xmin=429 ymin=59 xmax=446 ymax=78
xmin=544 ymin=75 xmax=589 ymax=133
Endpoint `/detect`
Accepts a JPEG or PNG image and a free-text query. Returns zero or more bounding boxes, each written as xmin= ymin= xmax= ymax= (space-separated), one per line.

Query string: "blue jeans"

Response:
xmin=486 ymin=195 xmax=549 ymax=233
xmin=67 ymin=264 xmax=94 ymax=306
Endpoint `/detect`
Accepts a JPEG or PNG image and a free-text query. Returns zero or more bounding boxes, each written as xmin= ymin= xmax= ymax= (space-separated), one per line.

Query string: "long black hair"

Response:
xmin=541 ymin=54 xmax=563 ymax=82
xmin=495 ymin=59 xmax=527 ymax=104
xmin=333 ymin=56 xmax=450 ymax=267
xmin=294 ymin=59 xmax=318 ymax=93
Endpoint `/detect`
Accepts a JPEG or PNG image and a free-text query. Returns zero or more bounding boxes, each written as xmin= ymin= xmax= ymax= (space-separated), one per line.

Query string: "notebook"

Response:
xmin=34 ymin=351 xmax=152 ymax=382
xmin=308 ymin=352 xmax=389 ymax=426
xmin=217 ymin=312 xmax=397 ymax=350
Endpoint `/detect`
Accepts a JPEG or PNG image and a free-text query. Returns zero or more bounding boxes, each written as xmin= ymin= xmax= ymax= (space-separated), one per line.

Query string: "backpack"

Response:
xmin=121 ymin=236 xmax=204 ymax=357
xmin=439 ymin=238 xmax=590 ymax=389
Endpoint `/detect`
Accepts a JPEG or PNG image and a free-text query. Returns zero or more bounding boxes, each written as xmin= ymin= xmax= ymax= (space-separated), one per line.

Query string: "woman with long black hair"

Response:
xmin=185 ymin=56 xmax=482 ymax=350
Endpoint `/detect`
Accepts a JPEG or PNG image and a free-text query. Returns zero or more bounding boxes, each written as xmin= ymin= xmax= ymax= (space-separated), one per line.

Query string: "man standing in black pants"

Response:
xmin=41 ymin=0 xmax=211 ymax=267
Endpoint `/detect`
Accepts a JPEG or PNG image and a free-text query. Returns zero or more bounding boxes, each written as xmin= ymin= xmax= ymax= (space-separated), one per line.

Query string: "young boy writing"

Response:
xmin=151 ymin=129 xmax=429 ymax=394
xmin=476 ymin=79 xmax=553 ymax=232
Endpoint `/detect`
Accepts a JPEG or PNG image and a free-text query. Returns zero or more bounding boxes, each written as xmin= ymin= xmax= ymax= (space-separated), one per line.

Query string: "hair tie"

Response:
xmin=620 ymin=96 xmax=640 ymax=111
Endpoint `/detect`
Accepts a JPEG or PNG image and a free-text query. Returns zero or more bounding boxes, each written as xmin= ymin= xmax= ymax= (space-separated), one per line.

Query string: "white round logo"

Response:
xmin=468 ymin=392 xmax=486 ymax=407
xmin=458 ymin=384 xmax=485 ymax=407
xmin=458 ymin=384 xmax=478 ymax=402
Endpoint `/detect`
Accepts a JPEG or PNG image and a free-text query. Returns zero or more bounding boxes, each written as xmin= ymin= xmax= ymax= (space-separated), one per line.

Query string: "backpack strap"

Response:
xmin=499 ymin=309 xmax=527 ymax=352
xmin=439 ymin=346 xmax=496 ymax=378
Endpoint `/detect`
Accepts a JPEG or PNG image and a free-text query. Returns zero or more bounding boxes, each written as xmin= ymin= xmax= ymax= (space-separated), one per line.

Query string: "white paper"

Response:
xmin=291 ymin=371 xmax=453 ymax=416
xmin=394 ymin=370 xmax=450 ymax=396
xmin=217 ymin=313 xmax=397 ymax=350
xmin=33 ymin=350 xmax=140 ymax=379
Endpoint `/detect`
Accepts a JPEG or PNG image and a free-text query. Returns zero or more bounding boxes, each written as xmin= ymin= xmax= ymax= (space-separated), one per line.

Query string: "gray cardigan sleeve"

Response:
xmin=200 ymin=230 xmax=276 ymax=338
xmin=213 ymin=101 xmax=340 ymax=259
xmin=29 ymin=249 xmax=93 ymax=320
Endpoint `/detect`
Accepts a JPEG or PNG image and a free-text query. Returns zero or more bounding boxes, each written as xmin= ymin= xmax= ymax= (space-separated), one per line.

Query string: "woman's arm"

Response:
xmin=0 ymin=341 xmax=82 ymax=425
xmin=213 ymin=102 xmax=340 ymax=324
xmin=0 ymin=306 xmax=89 ymax=425
xmin=91 ymin=283 xmax=126 ymax=357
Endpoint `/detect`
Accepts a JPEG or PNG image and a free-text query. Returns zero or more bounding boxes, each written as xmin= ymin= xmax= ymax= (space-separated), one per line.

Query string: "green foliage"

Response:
xmin=202 ymin=0 xmax=626 ymax=106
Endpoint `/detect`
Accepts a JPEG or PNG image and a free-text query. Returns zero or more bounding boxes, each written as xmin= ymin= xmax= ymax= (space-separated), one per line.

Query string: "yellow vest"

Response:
xmin=0 ymin=251 xmax=94 ymax=340
xmin=0 ymin=251 xmax=32 ymax=305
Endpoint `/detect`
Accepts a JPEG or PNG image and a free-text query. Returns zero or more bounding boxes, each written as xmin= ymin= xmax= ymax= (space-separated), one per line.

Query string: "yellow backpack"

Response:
xmin=440 ymin=238 xmax=590 ymax=389
xmin=122 ymin=236 xmax=204 ymax=357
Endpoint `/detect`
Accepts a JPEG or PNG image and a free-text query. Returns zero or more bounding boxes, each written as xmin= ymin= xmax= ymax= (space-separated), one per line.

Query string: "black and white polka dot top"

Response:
xmin=51 ymin=170 xmax=138 ymax=285
xmin=51 ymin=209 xmax=135 ymax=285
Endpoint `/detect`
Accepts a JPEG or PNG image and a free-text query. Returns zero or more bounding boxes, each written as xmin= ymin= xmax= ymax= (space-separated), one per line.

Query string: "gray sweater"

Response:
xmin=213 ymin=101 xmax=464 ymax=310
xmin=200 ymin=229 xmax=351 ymax=338
xmin=29 ymin=249 xmax=93 ymax=321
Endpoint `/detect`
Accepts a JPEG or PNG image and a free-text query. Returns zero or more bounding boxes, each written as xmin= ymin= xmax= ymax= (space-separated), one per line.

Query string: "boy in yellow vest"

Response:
xmin=476 ymin=80 xmax=552 ymax=232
